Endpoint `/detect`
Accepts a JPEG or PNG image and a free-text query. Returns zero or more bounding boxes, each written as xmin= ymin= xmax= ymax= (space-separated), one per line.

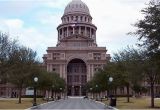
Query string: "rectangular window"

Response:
xmin=52 ymin=64 xmax=59 ymax=73
xmin=81 ymin=75 xmax=86 ymax=83
xmin=94 ymin=64 xmax=101 ymax=72
xmin=70 ymin=76 xmax=72 ymax=83
xmin=93 ymin=53 xmax=101 ymax=60
xmin=53 ymin=53 xmax=60 ymax=60
xmin=53 ymin=68 xmax=56 ymax=71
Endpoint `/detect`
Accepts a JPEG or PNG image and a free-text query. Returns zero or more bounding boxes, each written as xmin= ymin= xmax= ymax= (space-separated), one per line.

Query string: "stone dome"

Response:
xmin=64 ymin=0 xmax=90 ymax=15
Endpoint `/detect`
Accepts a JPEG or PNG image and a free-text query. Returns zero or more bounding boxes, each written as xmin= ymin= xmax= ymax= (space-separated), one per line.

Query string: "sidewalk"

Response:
xmin=0 ymin=98 xmax=18 ymax=100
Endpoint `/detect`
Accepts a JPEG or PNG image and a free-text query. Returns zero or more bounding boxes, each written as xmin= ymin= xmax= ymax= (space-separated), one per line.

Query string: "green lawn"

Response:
xmin=103 ymin=97 xmax=160 ymax=109
xmin=0 ymin=98 xmax=47 ymax=109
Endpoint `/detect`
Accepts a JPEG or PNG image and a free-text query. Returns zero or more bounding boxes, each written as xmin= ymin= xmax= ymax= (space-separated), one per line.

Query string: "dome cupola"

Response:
xmin=57 ymin=0 xmax=97 ymax=47
xmin=64 ymin=0 xmax=90 ymax=16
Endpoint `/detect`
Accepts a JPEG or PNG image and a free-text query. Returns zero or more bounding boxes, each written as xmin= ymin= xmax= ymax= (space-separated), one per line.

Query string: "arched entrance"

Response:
xmin=67 ymin=59 xmax=87 ymax=96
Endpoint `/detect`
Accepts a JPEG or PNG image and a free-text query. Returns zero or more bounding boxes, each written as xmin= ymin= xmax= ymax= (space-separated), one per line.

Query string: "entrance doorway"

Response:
xmin=67 ymin=59 xmax=87 ymax=96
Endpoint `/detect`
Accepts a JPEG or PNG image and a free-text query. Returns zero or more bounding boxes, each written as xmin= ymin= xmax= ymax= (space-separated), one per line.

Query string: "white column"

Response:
xmin=60 ymin=65 xmax=62 ymax=78
xmin=64 ymin=65 xmax=67 ymax=82
xmin=85 ymin=26 xmax=87 ymax=36
xmin=91 ymin=64 xmax=93 ymax=79
xmin=83 ymin=16 xmax=85 ymax=22
xmin=92 ymin=64 xmax=94 ymax=78
xmin=73 ymin=27 xmax=75 ymax=35
xmin=79 ymin=26 xmax=81 ymax=34
xmin=63 ymin=64 xmax=65 ymax=79
xmin=87 ymin=64 xmax=90 ymax=81
xmin=62 ymin=28 xmax=64 ymax=38
xmin=90 ymin=28 xmax=92 ymax=38
xmin=69 ymin=16 xmax=71 ymax=22
xmin=74 ymin=16 xmax=76 ymax=21
xmin=78 ymin=16 xmax=81 ymax=22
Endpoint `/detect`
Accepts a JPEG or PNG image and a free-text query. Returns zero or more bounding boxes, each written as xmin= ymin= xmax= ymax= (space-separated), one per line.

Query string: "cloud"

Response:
xmin=0 ymin=19 xmax=9 ymax=33
xmin=5 ymin=19 xmax=24 ymax=29
xmin=0 ymin=0 xmax=151 ymax=60
xmin=0 ymin=18 xmax=57 ymax=60
xmin=43 ymin=0 xmax=68 ymax=9
xmin=83 ymin=0 xmax=150 ymax=54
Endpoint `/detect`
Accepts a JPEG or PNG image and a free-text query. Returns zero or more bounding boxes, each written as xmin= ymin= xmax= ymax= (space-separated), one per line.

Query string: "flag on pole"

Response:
xmin=71 ymin=24 xmax=76 ymax=27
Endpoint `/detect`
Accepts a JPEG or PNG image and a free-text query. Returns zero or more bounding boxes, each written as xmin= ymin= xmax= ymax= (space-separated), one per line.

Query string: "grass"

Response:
xmin=103 ymin=97 xmax=160 ymax=109
xmin=0 ymin=98 xmax=47 ymax=109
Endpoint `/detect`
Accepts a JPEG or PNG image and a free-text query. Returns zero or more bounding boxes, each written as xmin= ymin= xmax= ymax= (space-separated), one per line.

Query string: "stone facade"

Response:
xmin=43 ymin=0 xmax=110 ymax=96
xmin=0 ymin=83 xmax=26 ymax=98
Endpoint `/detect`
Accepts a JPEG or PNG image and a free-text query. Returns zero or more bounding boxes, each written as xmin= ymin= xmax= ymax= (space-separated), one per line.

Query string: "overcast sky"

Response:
xmin=0 ymin=0 xmax=150 ymax=61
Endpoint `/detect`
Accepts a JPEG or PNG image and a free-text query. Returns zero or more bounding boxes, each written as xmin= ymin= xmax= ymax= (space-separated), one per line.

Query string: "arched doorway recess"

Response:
xmin=67 ymin=58 xmax=87 ymax=96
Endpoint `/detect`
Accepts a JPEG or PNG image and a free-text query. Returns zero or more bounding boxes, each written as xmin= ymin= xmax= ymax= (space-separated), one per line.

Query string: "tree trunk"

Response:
xmin=43 ymin=90 xmax=46 ymax=98
xmin=18 ymin=87 xmax=22 ymax=103
xmin=115 ymin=88 xmax=117 ymax=96
xmin=126 ymin=84 xmax=130 ymax=103
xmin=108 ymin=89 xmax=110 ymax=96
xmin=150 ymin=82 xmax=155 ymax=108
xmin=55 ymin=92 xmax=57 ymax=100
xmin=51 ymin=89 xmax=53 ymax=98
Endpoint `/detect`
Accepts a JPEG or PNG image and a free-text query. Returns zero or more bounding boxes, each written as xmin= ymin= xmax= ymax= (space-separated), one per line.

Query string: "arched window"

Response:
xmin=67 ymin=17 xmax=69 ymax=22
xmin=85 ymin=17 xmax=87 ymax=22
xmin=81 ymin=16 xmax=83 ymax=21
xmin=80 ymin=4 xmax=82 ymax=8
xmin=76 ymin=16 xmax=78 ymax=21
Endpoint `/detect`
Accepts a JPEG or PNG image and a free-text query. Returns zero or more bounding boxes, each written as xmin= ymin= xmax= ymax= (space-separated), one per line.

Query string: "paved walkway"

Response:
xmin=30 ymin=97 xmax=114 ymax=109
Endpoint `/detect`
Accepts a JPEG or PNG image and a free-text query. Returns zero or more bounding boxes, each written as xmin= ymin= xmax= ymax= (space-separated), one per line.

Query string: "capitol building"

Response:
xmin=43 ymin=0 xmax=110 ymax=96
xmin=0 ymin=0 xmax=158 ymax=98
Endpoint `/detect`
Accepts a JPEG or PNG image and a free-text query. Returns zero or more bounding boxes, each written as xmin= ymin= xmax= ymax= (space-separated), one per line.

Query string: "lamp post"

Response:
xmin=60 ymin=88 xmax=62 ymax=99
xmin=95 ymin=85 xmax=98 ymax=100
xmin=108 ymin=76 xmax=116 ymax=107
xmin=51 ymin=85 xmax=54 ymax=100
xmin=109 ymin=77 xmax=113 ymax=82
xmin=90 ymin=87 xmax=93 ymax=99
xmin=72 ymin=85 xmax=74 ymax=96
xmin=108 ymin=77 xmax=113 ymax=97
xmin=79 ymin=86 xmax=81 ymax=96
xmin=33 ymin=77 xmax=38 ymax=106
